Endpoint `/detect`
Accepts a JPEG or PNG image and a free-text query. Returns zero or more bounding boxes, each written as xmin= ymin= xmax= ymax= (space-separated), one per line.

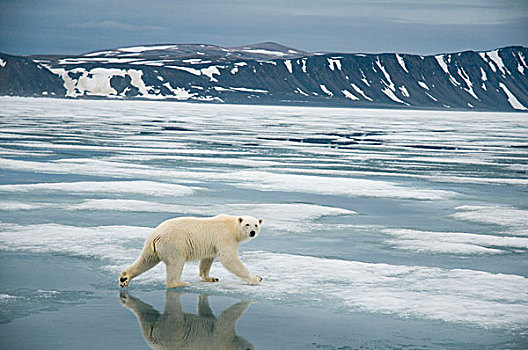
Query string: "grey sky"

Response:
xmin=1 ymin=0 xmax=527 ymax=56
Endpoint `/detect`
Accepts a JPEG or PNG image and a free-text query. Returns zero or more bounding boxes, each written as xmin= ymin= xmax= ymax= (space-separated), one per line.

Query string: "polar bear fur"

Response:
xmin=120 ymin=214 xmax=263 ymax=288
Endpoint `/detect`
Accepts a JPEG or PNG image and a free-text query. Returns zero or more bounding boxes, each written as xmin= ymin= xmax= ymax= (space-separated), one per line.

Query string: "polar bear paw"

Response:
xmin=167 ymin=281 xmax=191 ymax=288
xmin=202 ymin=277 xmax=220 ymax=282
xmin=247 ymin=275 xmax=263 ymax=285
xmin=119 ymin=272 xmax=129 ymax=288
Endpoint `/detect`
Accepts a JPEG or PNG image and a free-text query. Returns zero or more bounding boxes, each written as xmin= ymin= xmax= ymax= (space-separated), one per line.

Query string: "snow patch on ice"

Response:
xmin=451 ymin=206 xmax=528 ymax=235
xmin=382 ymin=228 xmax=528 ymax=254
xmin=1 ymin=222 xmax=526 ymax=329
xmin=232 ymin=171 xmax=456 ymax=200
xmin=0 ymin=181 xmax=196 ymax=196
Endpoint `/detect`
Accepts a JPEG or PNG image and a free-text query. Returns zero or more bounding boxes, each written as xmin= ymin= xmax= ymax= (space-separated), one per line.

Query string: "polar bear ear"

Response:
xmin=238 ymin=217 xmax=243 ymax=224
xmin=258 ymin=218 xmax=263 ymax=225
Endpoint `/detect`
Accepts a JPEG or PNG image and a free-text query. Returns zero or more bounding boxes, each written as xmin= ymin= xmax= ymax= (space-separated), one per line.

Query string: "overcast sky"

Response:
xmin=1 ymin=0 xmax=527 ymax=56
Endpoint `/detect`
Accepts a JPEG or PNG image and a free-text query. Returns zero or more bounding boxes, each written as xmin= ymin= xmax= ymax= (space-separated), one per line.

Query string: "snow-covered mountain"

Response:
xmin=1 ymin=43 xmax=527 ymax=111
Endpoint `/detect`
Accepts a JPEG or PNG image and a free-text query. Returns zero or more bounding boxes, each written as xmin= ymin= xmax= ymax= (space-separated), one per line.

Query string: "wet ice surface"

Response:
xmin=0 ymin=97 xmax=527 ymax=348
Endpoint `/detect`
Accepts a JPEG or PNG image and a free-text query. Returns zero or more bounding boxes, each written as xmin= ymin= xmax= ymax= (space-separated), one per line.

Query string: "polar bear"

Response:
xmin=120 ymin=214 xmax=263 ymax=288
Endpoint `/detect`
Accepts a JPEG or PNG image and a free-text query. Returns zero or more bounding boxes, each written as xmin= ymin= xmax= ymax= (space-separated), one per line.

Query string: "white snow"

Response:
xmin=359 ymin=69 xmax=370 ymax=86
xmin=229 ymin=87 xmax=268 ymax=93
xmin=434 ymin=56 xmax=461 ymax=87
xmin=479 ymin=52 xmax=496 ymax=72
xmin=284 ymin=60 xmax=293 ymax=73
xmin=0 ymin=181 xmax=196 ymax=196
xmin=213 ymin=86 xmax=232 ymax=92
xmin=375 ymin=57 xmax=395 ymax=89
xmin=83 ymin=50 xmax=118 ymax=57
xmin=398 ymin=85 xmax=410 ymax=97
xmin=435 ymin=55 xmax=450 ymax=74
xmin=200 ymin=66 xmax=222 ymax=82
xmin=327 ymin=57 xmax=342 ymax=71
xmin=162 ymin=83 xmax=197 ymax=100
xmin=64 ymin=201 xmax=356 ymax=234
xmin=230 ymin=62 xmax=247 ymax=74
xmin=342 ymin=90 xmax=359 ymax=100
xmin=58 ymin=57 xmax=138 ymax=65
xmin=230 ymin=171 xmax=456 ymax=200
xmin=517 ymin=52 xmax=526 ymax=74
xmin=117 ymin=45 xmax=178 ymax=53
xmin=167 ymin=66 xmax=202 ymax=76
xmin=457 ymin=67 xmax=479 ymax=100
xmin=451 ymin=206 xmax=528 ymax=235
xmin=48 ymin=67 xmax=178 ymax=99
xmin=0 ymin=58 xmax=6 ymax=68
xmin=498 ymin=83 xmax=527 ymax=110
xmin=1 ymin=221 xmax=526 ymax=329
xmin=240 ymin=49 xmax=287 ymax=56
xmin=487 ymin=50 xmax=509 ymax=75
xmin=395 ymin=54 xmax=409 ymax=73
xmin=300 ymin=58 xmax=307 ymax=73
xmin=0 ymin=201 xmax=47 ymax=211
xmin=381 ymin=87 xmax=409 ymax=105
xmin=418 ymin=81 xmax=429 ymax=90
xmin=182 ymin=58 xmax=211 ymax=65
xmin=382 ymin=228 xmax=528 ymax=254
xmin=480 ymin=67 xmax=488 ymax=81
xmin=320 ymin=84 xmax=333 ymax=96
xmin=295 ymin=87 xmax=309 ymax=96
xmin=350 ymin=83 xmax=373 ymax=101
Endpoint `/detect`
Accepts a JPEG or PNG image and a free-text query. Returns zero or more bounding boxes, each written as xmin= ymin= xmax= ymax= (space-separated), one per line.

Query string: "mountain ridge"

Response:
xmin=1 ymin=43 xmax=527 ymax=111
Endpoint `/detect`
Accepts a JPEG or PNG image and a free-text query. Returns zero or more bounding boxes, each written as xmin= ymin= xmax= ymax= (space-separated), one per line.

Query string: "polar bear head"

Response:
xmin=238 ymin=216 xmax=263 ymax=241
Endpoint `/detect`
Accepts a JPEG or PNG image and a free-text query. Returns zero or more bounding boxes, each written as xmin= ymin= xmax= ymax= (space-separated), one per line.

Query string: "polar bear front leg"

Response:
xmin=199 ymin=258 xmax=219 ymax=282
xmin=165 ymin=258 xmax=190 ymax=288
xmin=219 ymin=252 xmax=262 ymax=285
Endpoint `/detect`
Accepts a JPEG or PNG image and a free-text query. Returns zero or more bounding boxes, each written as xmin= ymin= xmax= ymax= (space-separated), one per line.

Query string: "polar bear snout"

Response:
xmin=249 ymin=230 xmax=256 ymax=237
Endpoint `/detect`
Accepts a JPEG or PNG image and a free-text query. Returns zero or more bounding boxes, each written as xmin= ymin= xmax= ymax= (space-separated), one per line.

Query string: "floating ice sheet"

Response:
xmin=452 ymin=206 xmax=528 ymax=236
xmin=382 ymin=228 xmax=528 ymax=254
xmin=1 ymin=222 xmax=526 ymax=329
xmin=0 ymin=181 xmax=197 ymax=197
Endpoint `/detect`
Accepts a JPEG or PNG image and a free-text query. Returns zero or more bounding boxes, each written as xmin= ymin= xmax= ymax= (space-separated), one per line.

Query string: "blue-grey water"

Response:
xmin=0 ymin=96 xmax=527 ymax=349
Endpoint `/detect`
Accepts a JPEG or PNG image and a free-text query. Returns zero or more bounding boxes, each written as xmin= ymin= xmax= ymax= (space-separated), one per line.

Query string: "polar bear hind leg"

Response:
xmin=199 ymin=257 xmax=219 ymax=282
xmin=120 ymin=244 xmax=160 ymax=288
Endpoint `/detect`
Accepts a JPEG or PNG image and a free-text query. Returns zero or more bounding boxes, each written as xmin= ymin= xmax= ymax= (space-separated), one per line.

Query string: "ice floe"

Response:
xmin=382 ymin=228 xmax=528 ymax=254
xmin=451 ymin=206 xmax=528 ymax=235
xmin=0 ymin=181 xmax=197 ymax=197
xmin=1 ymin=222 xmax=526 ymax=329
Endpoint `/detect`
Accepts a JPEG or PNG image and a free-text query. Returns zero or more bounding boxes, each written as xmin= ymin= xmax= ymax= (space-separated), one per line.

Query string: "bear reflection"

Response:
xmin=120 ymin=291 xmax=255 ymax=350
